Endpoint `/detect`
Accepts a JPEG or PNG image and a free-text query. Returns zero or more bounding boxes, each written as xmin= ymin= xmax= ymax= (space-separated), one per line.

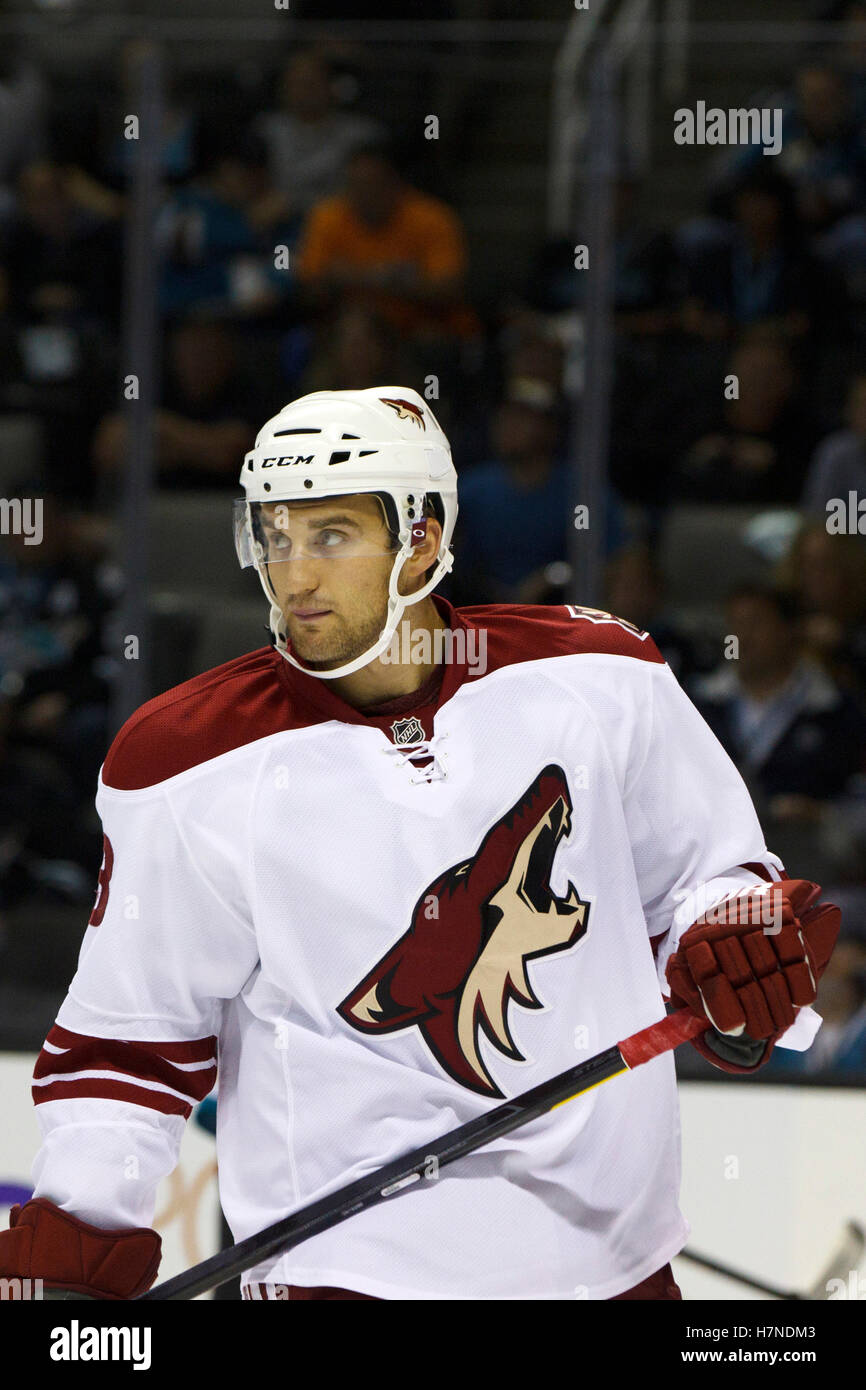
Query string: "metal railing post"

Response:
xmin=569 ymin=44 xmax=619 ymax=610
xmin=661 ymin=0 xmax=690 ymax=99
xmin=547 ymin=4 xmax=610 ymax=237
xmin=110 ymin=40 xmax=164 ymax=733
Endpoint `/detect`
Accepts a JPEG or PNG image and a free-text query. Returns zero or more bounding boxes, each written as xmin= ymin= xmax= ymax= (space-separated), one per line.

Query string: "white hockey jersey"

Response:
xmin=29 ymin=598 xmax=820 ymax=1300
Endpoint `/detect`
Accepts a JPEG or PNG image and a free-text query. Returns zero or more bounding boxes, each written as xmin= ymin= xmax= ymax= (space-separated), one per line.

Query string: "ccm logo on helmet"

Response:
xmin=260 ymin=455 xmax=316 ymax=467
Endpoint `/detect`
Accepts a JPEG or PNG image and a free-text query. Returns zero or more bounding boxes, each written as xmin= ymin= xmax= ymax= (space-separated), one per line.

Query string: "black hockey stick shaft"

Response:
xmin=139 ymin=1007 xmax=706 ymax=1300
xmin=679 ymin=1219 xmax=866 ymax=1301
xmin=677 ymin=1247 xmax=801 ymax=1300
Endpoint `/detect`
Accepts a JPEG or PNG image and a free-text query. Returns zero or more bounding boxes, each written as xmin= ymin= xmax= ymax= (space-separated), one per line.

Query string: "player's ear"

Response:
xmin=424 ymin=516 xmax=442 ymax=560
xmin=411 ymin=516 xmax=441 ymax=572
xmin=399 ymin=517 xmax=441 ymax=594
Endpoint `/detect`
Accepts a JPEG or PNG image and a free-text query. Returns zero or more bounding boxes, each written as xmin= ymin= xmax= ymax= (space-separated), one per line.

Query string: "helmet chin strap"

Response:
xmin=260 ymin=543 xmax=454 ymax=682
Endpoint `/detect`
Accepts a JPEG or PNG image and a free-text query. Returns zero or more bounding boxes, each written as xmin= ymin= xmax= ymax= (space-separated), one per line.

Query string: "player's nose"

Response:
xmin=280 ymin=552 xmax=323 ymax=599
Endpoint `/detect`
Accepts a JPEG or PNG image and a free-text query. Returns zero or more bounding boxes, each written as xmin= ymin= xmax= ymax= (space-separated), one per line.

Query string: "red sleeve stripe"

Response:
xmin=33 ymin=1058 xmax=215 ymax=1096
xmin=739 ymin=861 xmax=787 ymax=883
xmin=33 ymin=1041 xmax=215 ymax=1097
xmin=32 ymin=1030 xmax=217 ymax=1113
xmin=40 ymin=1040 xmax=215 ymax=1076
xmin=32 ymin=1066 xmax=216 ymax=1117
xmin=32 ymin=1077 xmax=198 ymax=1118
xmin=44 ymin=1024 xmax=217 ymax=1064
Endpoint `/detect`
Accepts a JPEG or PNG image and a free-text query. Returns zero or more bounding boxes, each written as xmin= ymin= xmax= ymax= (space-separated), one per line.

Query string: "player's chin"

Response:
xmin=286 ymin=613 xmax=335 ymax=641
xmin=288 ymin=627 xmax=348 ymax=667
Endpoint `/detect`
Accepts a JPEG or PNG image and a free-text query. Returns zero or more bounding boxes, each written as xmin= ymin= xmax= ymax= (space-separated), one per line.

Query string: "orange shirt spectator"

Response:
xmin=295 ymin=144 xmax=477 ymax=340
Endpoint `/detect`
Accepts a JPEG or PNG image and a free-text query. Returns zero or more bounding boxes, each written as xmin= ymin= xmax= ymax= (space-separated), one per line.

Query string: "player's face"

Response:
xmin=264 ymin=494 xmax=399 ymax=670
xmin=726 ymin=596 xmax=793 ymax=678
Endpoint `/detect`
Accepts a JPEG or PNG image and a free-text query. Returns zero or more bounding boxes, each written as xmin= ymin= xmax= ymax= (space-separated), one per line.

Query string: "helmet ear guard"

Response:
xmin=374 ymin=490 xmax=441 ymax=554
xmin=235 ymin=388 xmax=458 ymax=680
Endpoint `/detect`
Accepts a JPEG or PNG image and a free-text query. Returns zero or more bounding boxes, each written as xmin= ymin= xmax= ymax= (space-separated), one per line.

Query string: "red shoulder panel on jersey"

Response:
xmin=452 ymin=602 xmax=666 ymax=670
xmin=102 ymin=647 xmax=297 ymax=791
xmin=102 ymin=605 xmax=665 ymax=791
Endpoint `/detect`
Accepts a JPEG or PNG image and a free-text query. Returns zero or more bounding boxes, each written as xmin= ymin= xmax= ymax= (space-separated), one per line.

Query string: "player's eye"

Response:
xmin=313 ymin=529 xmax=350 ymax=549
xmin=266 ymin=529 xmax=291 ymax=551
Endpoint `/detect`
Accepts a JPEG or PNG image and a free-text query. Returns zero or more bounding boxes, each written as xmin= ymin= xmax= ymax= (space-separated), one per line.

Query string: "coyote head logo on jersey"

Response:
xmin=337 ymin=765 xmax=589 ymax=1097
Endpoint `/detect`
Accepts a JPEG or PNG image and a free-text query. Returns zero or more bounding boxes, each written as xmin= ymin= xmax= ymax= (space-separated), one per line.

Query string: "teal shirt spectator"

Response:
xmin=194 ymin=1094 xmax=218 ymax=1137
xmin=762 ymin=1005 xmax=866 ymax=1079
xmin=453 ymin=457 xmax=626 ymax=600
xmin=158 ymin=187 xmax=300 ymax=316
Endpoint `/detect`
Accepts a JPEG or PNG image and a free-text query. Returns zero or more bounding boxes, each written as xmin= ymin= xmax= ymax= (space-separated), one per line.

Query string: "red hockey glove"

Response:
xmin=0 ymin=1198 xmax=161 ymax=1300
xmin=666 ymin=879 xmax=841 ymax=1074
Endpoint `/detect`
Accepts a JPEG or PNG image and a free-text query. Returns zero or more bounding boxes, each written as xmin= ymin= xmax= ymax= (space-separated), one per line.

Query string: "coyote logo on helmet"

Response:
xmin=338 ymin=765 xmax=590 ymax=1096
xmin=381 ymin=397 xmax=426 ymax=430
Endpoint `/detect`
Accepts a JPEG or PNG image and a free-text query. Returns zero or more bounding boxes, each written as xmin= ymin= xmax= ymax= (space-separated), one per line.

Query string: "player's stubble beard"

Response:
xmin=290 ymin=602 xmax=390 ymax=671
xmin=278 ymin=557 xmax=394 ymax=671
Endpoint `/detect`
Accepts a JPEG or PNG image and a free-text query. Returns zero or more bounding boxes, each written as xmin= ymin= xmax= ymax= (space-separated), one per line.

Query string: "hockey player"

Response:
xmin=0 ymin=387 xmax=840 ymax=1300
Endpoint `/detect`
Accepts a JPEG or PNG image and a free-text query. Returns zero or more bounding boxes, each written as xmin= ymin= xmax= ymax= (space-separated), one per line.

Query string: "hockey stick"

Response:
xmin=677 ymin=1221 xmax=865 ymax=1300
xmin=139 ymin=1007 xmax=706 ymax=1300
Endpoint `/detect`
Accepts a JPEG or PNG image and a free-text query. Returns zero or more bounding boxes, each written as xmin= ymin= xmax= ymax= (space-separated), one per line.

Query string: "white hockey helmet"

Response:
xmin=234 ymin=386 xmax=458 ymax=679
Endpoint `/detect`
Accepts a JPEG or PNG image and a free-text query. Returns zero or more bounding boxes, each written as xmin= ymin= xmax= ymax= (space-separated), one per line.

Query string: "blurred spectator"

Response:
xmin=764 ymin=938 xmax=866 ymax=1076
xmin=603 ymin=544 xmax=715 ymax=685
xmin=779 ymin=65 xmax=866 ymax=233
xmin=2 ymin=162 xmax=122 ymax=329
xmin=608 ymin=329 xmax=731 ymax=509
xmin=295 ymin=141 xmax=477 ymax=344
xmin=713 ymin=62 xmax=866 ymax=234
xmin=674 ymin=333 xmax=819 ymax=502
xmin=528 ymin=179 xmax=681 ymax=340
xmin=448 ymin=315 xmax=565 ymax=469
xmin=92 ymin=319 xmax=266 ymax=491
xmin=692 ymin=583 xmax=866 ymax=817
xmin=776 ymin=521 xmax=866 ymax=696
xmin=254 ymin=50 xmax=384 ymax=219
xmin=0 ymin=484 xmax=115 ymax=793
xmin=802 ymin=368 xmax=866 ymax=511
xmin=814 ymin=207 xmax=866 ymax=342
xmin=503 ymin=320 xmax=566 ymax=392
xmin=0 ymin=482 xmax=116 ymax=901
xmin=680 ymin=167 xmax=836 ymax=342
xmin=0 ymin=48 xmax=46 ymax=225
xmin=299 ymin=305 xmax=420 ymax=394
xmin=157 ymin=129 xmax=298 ymax=320
xmin=450 ymin=377 xmax=625 ymax=606
xmin=0 ymin=163 xmax=119 ymax=501
xmin=835 ymin=0 xmax=866 ymax=124
xmin=101 ymin=40 xmax=197 ymax=192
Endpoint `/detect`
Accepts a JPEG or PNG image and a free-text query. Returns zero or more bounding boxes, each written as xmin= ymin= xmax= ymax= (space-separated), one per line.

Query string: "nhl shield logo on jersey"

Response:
xmin=390 ymin=716 xmax=425 ymax=746
xmin=337 ymin=765 xmax=590 ymax=1097
xmin=380 ymin=397 xmax=426 ymax=430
